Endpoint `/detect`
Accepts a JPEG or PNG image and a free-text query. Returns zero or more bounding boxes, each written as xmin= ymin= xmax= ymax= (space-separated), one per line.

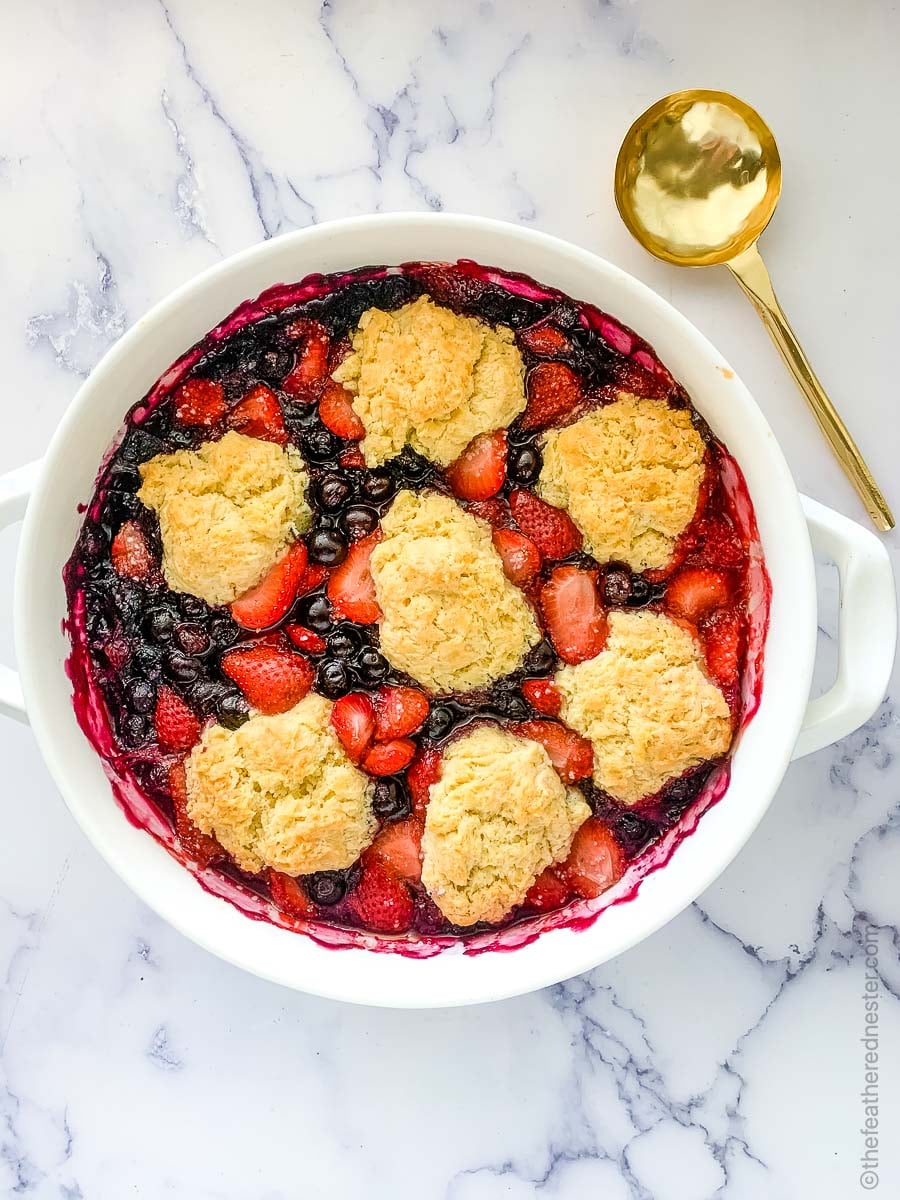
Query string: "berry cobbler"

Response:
xmin=64 ymin=260 xmax=769 ymax=953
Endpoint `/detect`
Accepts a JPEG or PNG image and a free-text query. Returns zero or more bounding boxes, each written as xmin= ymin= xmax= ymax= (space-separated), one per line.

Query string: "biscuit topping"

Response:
xmin=554 ymin=610 xmax=732 ymax=805
xmin=185 ymin=693 xmax=376 ymax=875
xmin=138 ymin=430 xmax=311 ymax=606
xmin=421 ymin=725 xmax=590 ymax=926
xmin=536 ymin=394 xmax=706 ymax=571
xmin=332 ymin=296 xmax=526 ymax=467
xmin=370 ymin=490 xmax=541 ymax=693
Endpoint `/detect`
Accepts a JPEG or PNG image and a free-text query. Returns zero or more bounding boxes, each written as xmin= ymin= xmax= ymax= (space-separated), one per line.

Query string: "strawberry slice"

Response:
xmin=372 ymin=686 xmax=429 ymax=741
xmin=221 ymin=644 xmax=314 ymax=714
xmin=519 ymin=324 xmax=571 ymax=357
xmin=509 ymin=489 xmax=582 ymax=560
xmin=666 ymin=567 xmax=732 ymax=622
xmin=349 ymin=859 xmax=414 ymax=933
xmin=521 ymin=362 xmax=583 ymax=430
xmin=285 ymin=624 xmax=326 ymax=655
xmin=327 ymin=531 xmax=382 ymax=624
xmin=319 ymin=380 xmax=365 ymax=440
xmin=696 ymin=516 xmax=746 ymax=569
xmin=330 ymin=693 xmax=375 ymax=764
xmin=364 ymin=816 xmax=423 ymax=883
xmin=612 ymin=358 xmax=671 ymax=401
xmin=522 ymin=677 xmax=562 ymax=717
xmin=563 ymin=820 xmax=625 ymax=900
xmin=230 ymin=541 xmax=309 ymax=630
xmin=492 ymin=528 xmax=541 ymax=585
xmin=466 ymin=497 xmax=509 ymax=528
xmin=297 ymin=562 xmax=329 ymax=595
xmin=541 ymin=566 xmax=606 ymax=665
xmin=512 ymin=720 xmax=594 ymax=783
xmin=111 ymin=520 xmax=153 ymax=581
xmin=445 ymin=430 xmax=507 ymax=500
xmin=173 ymin=378 xmax=226 ymax=427
xmin=363 ymin=738 xmax=416 ymax=776
xmin=154 ymin=686 xmax=201 ymax=753
xmin=339 ymin=447 xmax=366 ymax=469
xmin=524 ymin=867 xmax=570 ymax=912
xmin=170 ymin=761 xmax=222 ymax=868
xmin=268 ymin=869 xmax=316 ymax=919
xmin=702 ymin=608 xmax=743 ymax=688
xmin=282 ymin=319 xmax=330 ymax=400
xmin=228 ymin=384 xmax=288 ymax=445
xmin=407 ymin=748 xmax=441 ymax=819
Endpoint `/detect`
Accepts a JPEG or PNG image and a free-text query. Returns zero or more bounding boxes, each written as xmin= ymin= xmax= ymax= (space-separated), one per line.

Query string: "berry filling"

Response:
xmin=63 ymin=260 xmax=770 ymax=952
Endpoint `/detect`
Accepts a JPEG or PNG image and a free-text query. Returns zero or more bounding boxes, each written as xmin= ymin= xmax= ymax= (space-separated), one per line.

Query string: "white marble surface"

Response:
xmin=1 ymin=1 xmax=898 ymax=1196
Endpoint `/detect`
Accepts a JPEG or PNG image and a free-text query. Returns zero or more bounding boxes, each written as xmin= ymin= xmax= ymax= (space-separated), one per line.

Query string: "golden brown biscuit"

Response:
xmin=138 ymin=430 xmax=311 ymax=606
xmin=332 ymin=296 xmax=526 ymax=467
xmin=370 ymin=490 xmax=541 ymax=693
xmin=185 ymin=693 xmax=376 ymax=875
xmin=421 ymin=725 xmax=590 ymax=926
xmin=536 ymin=394 xmax=706 ymax=571
xmin=555 ymin=610 xmax=732 ymax=805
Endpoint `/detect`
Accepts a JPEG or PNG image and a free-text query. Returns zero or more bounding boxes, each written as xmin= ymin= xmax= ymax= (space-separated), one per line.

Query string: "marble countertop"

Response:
xmin=2 ymin=2 xmax=898 ymax=1196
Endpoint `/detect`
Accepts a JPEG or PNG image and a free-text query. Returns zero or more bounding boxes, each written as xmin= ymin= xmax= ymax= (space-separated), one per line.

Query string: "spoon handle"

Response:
xmin=726 ymin=243 xmax=894 ymax=531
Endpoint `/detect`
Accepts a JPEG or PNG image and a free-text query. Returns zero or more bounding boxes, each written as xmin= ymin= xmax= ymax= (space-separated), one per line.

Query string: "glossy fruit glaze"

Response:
xmin=64 ymin=259 xmax=770 ymax=955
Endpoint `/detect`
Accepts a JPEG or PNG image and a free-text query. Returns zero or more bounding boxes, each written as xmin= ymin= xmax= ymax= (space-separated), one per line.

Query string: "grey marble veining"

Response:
xmin=0 ymin=1 xmax=897 ymax=1196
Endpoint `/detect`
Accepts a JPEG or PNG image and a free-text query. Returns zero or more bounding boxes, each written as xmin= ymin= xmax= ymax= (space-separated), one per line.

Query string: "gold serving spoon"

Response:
xmin=614 ymin=89 xmax=893 ymax=531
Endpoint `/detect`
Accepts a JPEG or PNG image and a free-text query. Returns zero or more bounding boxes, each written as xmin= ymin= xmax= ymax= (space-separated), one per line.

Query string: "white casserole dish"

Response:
xmin=1 ymin=213 xmax=895 ymax=1006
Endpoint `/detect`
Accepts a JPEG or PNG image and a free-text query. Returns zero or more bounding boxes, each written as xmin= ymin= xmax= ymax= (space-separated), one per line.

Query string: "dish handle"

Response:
xmin=0 ymin=460 xmax=42 ymax=723
xmin=792 ymin=496 xmax=897 ymax=759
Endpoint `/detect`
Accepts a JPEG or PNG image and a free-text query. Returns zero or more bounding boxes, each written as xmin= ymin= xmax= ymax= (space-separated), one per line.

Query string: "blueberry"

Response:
xmin=317 ymin=659 xmax=350 ymax=698
xmin=308 ymin=528 xmax=348 ymax=566
xmin=626 ymin=576 xmax=653 ymax=608
xmin=508 ymin=444 xmax=542 ymax=486
xmin=603 ymin=566 xmax=632 ymax=607
xmin=299 ymin=593 xmax=332 ymax=633
xmin=523 ymin=640 xmax=556 ymax=675
xmin=188 ymin=678 xmax=227 ymax=716
xmin=144 ymin=605 xmax=177 ymax=643
xmin=340 ymin=505 xmax=379 ymax=540
xmin=316 ymin=472 xmax=353 ymax=512
xmin=174 ymin=622 xmax=212 ymax=657
xmin=372 ymin=778 xmax=411 ymax=820
xmin=79 ymin=525 xmax=107 ymax=560
xmin=494 ymin=693 xmax=530 ymax=720
xmin=326 ymin=629 xmax=357 ymax=659
xmin=120 ymin=712 xmax=150 ymax=747
xmin=179 ymin=595 xmax=209 ymax=621
xmin=120 ymin=429 xmax=165 ymax=465
xmin=305 ymin=871 xmax=346 ymax=906
xmin=614 ymin=811 xmax=654 ymax=853
xmin=360 ymin=469 xmax=394 ymax=504
xmin=302 ymin=428 xmax=338 ymax=463
xmin=125 ymin=677 xmax=156 ymax=714
xmin=549 ymin=301 xmax=581 ymax=329
xmin=393 ymin=446 xmax=433 ymax=485
xmin=217 ymin=691 xmax=250 ymax=730
xmin=209 ymin=614 xmax=240 ymax=650
xmin=132 ymin=759 xmax=170 ymax=793
xmin=259 ymin=347 xmax=293 ymax=384
xmin=132 ymin=642 xmax=164 ymax=680
xmin=109 ymin=578 xmax=144 ymax=623
xmin=164 ymin=650 xmax=201 ymax=683
xmin=661 ymin=768 xmax=710 ymax=815
xmin=106 ymin=460 xmax=142 ymax=491
xmin=356 ymin=647 xmax=388 ymax=684
xmin=424 ymin=705 xmax=454 ymax=741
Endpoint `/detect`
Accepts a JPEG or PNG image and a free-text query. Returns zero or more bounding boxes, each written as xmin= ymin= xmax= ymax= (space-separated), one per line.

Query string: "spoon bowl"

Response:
xmin=614 ymin=90 xmax=893 ymax=531
xmin=615 ymin=89 xmax=783 ymax=267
